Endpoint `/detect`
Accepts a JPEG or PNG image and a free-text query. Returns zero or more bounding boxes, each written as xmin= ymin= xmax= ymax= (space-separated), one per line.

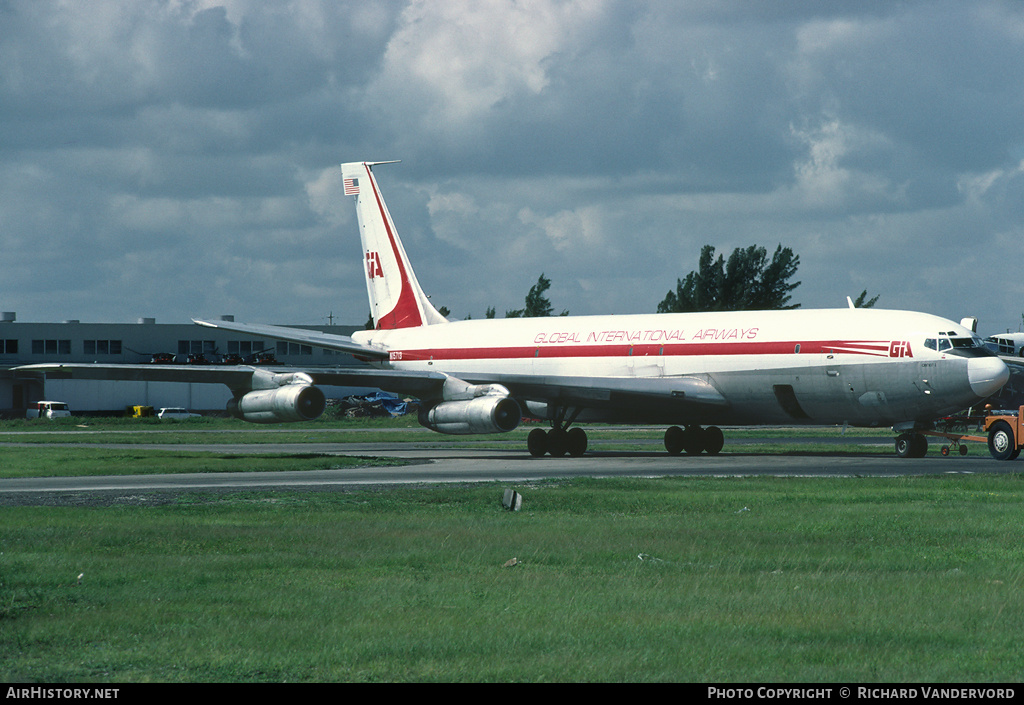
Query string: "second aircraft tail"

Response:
xmin=341 ymin=161 xmax=448 ymax=330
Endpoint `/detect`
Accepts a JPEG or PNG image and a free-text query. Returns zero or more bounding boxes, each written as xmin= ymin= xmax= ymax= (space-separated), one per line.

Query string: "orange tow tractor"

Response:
xmin=982 ymin=406 xmax=1024 ymax=461
xmin=924 ymin=405 xmax=1024 ymax=461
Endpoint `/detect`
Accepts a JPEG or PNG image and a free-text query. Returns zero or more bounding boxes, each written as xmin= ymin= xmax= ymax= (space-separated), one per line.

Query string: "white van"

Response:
xmin=26 ymin=401 xmax=72 ymax=419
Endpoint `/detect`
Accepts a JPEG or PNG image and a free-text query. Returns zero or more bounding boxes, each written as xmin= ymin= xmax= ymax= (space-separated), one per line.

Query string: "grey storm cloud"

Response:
xmin=1 ymin=0 xmax=1022 ymax=334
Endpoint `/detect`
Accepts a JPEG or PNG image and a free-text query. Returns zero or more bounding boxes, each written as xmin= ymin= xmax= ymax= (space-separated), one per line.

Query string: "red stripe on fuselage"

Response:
xmin=389 ymin=340 xmax=894 ymax=362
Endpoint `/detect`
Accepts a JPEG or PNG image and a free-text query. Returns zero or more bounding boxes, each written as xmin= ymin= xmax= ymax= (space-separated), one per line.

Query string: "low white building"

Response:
xmin=0 ymin=313 xmax=367 ymax=417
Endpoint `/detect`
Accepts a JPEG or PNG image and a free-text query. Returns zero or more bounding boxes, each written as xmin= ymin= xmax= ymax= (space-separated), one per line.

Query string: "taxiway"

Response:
xmin=0 ymin=441 xmax=1015 ymax=506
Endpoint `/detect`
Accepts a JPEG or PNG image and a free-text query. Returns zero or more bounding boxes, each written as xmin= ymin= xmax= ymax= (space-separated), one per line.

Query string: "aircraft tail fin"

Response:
xmin=341 ymin=161 xmax=448 ymax=330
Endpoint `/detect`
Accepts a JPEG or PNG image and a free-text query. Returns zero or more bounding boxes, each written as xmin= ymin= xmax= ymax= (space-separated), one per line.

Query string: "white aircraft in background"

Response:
xmin=21 ymin=161 xmax=1010 ymax=458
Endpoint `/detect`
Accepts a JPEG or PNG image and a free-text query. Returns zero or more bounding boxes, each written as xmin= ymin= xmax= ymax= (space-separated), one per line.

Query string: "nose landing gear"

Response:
xmin=895 ymin=432 xmax=928 ymax=458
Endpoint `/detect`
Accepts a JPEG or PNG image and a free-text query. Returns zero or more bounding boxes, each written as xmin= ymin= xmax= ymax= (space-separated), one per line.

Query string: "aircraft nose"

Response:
xmin=969 ymin=356 xmax=1010 ymax=398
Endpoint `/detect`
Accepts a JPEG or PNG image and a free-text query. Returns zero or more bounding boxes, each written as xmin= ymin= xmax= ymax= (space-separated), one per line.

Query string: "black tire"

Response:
xmin=682 ymin=426 xmax=704 ymax=455
xmin=895 ymin=433 xmax=926 ymax=458
xmin=895 ymin=434 xmax=912 ymax=458
xmin=664 ymin=426 xmax=684 ymax=455
xmin=911 ymin=434 xmax=928 ymax=458
xmin=988 ymin=421 xmax=1017 ymax=461
xmin=527 ymin=428 xmax=547 ymax=457
xmin=547 ymin=428 xmax=569 ymax=457
xmin=917 ymin=434 xmax=933 ymax=457
xmin=703 ymin=426 xmax=724 ymax=455
xmin=566 ymin=427 xmax=588 ymax=457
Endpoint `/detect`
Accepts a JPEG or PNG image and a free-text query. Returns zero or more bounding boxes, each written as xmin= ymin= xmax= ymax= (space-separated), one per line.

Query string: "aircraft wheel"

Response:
xmin=566 ymin=427 xmax=588 ymax=457
xmin=895 ymin=434 xmax=912 ymax=458
xmin=895 ymin=433 xmax=927 ymax=458
xmin=941 ymin=445 xmax=950 ymax=456
xmin=547 ymin=428 xmax=569 ymax=457
xmin=988 ymin=422 xmax=1017 ymax=461
xmin=682 ymin=426 xmax=705 ymax=455
xmin=911 ymin=434 xmax=928 ymax=458
xmin=960 ymin=444 xmax=969 ymax=456
xmin=527 ymin=428 xmax=548 ymax=457
xmin=664 ymin=426 xmax=685 ymax=455
xmin=703 ymin=426 xmax=724 ymax=455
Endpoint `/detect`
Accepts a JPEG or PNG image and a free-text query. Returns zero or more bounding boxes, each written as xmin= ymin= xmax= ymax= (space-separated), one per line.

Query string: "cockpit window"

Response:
xmin=928 ymin=333 xmax=995 ymax=358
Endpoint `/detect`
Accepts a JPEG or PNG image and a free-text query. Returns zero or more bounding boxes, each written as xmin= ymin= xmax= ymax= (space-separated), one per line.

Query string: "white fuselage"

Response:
xmin=353 ymin=307 xmax=1007 ymax=428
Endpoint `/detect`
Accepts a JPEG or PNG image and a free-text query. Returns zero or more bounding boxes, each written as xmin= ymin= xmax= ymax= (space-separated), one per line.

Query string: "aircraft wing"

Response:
xmin=15 ymin=363 xmax=257 ymax=386
xmin=14 ymin=362 xmax=449 ymax=398
xmin=303 ymin=368 xmax=729 ymax=412
xmin=192 ymin=318 xmax=389 ymax=360
xmin=284 ymin=368 xmax=728 ymax=411
xmin=479 ymin=373 xmax=730 ymax=412
xmin=16 ymin=359 xmax=727 ymax=411
xmin=304 ymin=368 xmax=730 ymax=418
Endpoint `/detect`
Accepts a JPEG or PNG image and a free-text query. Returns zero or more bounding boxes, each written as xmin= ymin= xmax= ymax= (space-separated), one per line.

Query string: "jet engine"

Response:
xmin=419 ymin=395 xmax=522 ymax=435
xmin=228 ymin=371 xmax=326 ymax=423
xmin=418 ymin=377 xmax=521 ymax=434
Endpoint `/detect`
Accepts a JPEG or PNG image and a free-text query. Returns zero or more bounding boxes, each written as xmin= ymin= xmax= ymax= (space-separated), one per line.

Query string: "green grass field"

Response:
xmin=2 ymin=418 xmax=1022 ymax=682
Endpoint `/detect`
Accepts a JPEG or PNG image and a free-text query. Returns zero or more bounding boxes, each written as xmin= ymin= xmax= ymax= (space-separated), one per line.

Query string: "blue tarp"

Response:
xmin=339 ymin=391 xmax=410 ymax=417
xmin=360 ymin=391 xmax=408 ymax=416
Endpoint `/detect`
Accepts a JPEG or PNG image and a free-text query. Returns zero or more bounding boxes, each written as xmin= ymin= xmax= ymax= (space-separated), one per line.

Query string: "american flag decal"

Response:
xmin=343 ymin=177 xmax=360 ymax=195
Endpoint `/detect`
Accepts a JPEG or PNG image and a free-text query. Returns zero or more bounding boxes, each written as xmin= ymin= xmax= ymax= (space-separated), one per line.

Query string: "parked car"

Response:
xmin=26 ymin=401 xmax=72 ymax=419
xmin=156 ymin=407 xmax=201 ymax=420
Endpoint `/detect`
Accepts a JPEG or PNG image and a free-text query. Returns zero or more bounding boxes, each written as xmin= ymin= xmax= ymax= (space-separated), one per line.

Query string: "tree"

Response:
xmin=506 ymin=273 xmax=568 ymax=318
xmin=851 ymin=289 xmax=879 ymax=308
xmin=657 ymin=244 xmax=801 ymax=313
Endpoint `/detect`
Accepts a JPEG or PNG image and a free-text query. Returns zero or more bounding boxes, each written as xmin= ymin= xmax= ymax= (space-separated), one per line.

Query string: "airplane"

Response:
xmin=18 ymin=160 xmax=1011 ymax=459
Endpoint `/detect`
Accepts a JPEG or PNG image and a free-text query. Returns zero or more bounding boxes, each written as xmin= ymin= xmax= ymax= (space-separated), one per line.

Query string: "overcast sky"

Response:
xmin=2 ymin=0 xmax=1023 ymax=335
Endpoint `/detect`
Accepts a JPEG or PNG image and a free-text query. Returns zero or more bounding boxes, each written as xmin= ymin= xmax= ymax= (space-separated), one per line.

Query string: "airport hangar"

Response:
xmin=0 ymin=312 xmax=368 ymax=418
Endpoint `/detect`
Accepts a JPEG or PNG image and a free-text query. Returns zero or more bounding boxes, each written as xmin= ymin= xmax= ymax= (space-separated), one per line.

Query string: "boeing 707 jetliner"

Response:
xmin=19 ymin=161 xmax=1010 ymax=458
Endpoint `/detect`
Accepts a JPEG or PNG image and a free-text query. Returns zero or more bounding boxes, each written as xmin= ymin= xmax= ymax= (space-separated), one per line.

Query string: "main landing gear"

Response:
xmin=528 ymin=406 xmax=588 ymax=457
xmin=526 ymin=413 xmax=725 ymax=458
xmin=528 ymin=426 xmax=589 ymax=457
xmin=664 ymin=425 xmax=724 ymax=456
